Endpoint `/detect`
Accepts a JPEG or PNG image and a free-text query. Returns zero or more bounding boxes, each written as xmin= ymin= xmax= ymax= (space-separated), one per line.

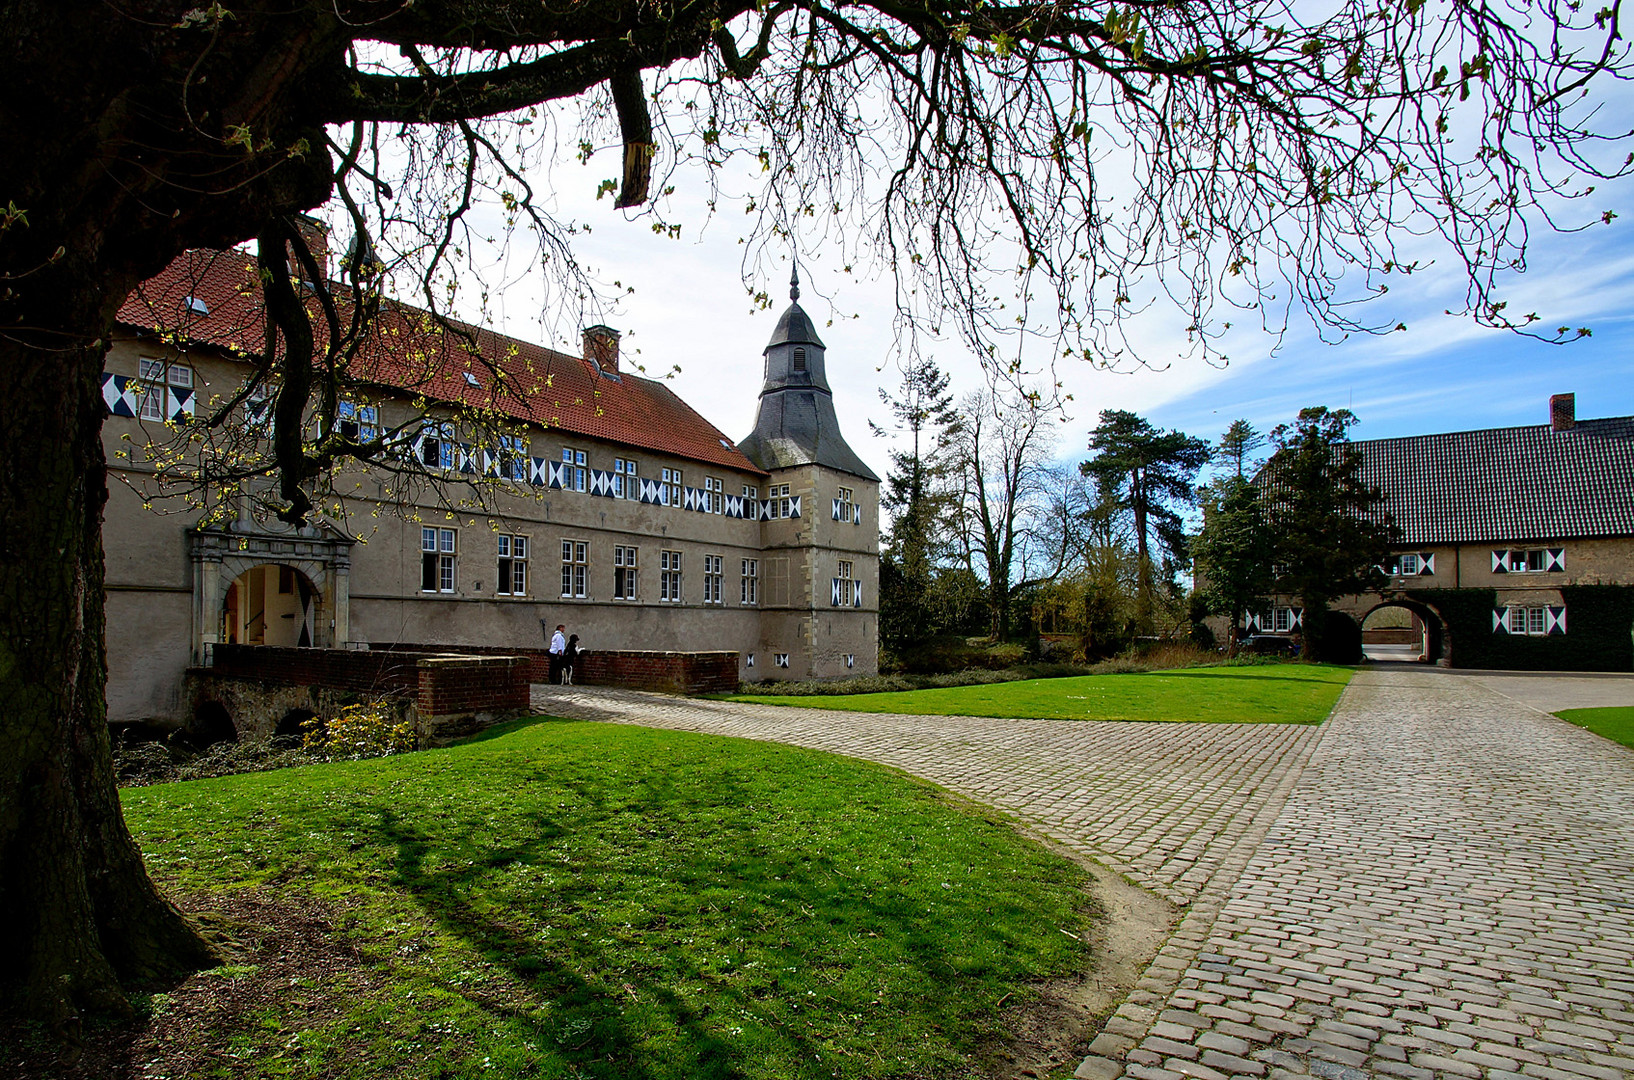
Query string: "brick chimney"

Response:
xmin=1550 ymin=393 xmax=1576 ymax=432
xmin=583 ymin=325 xmax=620 ymax=373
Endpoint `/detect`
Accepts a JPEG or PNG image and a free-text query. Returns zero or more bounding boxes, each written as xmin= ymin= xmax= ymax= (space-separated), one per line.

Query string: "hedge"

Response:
xmin=1406 ymin=585 xmax=1634 ymax=671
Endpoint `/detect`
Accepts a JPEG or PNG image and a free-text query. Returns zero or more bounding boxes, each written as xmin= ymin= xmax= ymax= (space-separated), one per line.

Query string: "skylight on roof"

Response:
xmin=719 ymin=439 xmax=734 ymax=449
xmin=462 ymin=371 xmax=481 ymax=388
xmin=185 ymin=295 xmax=210 ymax=316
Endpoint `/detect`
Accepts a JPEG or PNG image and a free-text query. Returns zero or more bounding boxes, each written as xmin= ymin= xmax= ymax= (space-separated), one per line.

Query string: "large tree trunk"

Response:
xmin=0 ymin=287 xmax=220 ymax=1036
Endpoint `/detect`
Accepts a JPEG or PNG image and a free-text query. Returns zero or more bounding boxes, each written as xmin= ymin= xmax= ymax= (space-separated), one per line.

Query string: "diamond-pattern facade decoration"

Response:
xmin=589 ymin=469 xmax=614 ymax=497
xmin=724 ymin=494 xmax=744 ymax=518
xmin=101 ymin=373 xmax=141 ymax=417
xmin=638 ymin=478 xmax=662 ymax=504
xmin=529 ymin=458 xmax=549 ymax=486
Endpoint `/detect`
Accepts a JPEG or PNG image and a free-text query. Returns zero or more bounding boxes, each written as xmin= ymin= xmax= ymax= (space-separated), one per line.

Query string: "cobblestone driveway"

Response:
xmin=532 ymin=667 xmax=1634 ymax=1080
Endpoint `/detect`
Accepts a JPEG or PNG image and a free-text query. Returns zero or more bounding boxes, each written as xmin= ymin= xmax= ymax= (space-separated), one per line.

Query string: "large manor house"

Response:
xmin=102 ymin=227 xmax=879 ymax=728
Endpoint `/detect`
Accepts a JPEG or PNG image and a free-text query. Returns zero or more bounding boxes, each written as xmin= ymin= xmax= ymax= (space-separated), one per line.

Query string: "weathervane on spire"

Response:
xmin=790 ymin=262 xmax=800 ymax=303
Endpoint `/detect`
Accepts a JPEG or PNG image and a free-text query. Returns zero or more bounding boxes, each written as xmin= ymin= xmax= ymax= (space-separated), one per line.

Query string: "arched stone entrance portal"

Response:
xmin=1361 ymin=600 xmax=1448 ymax=664
xmin=223 ymin=563 xmax=318 ymax=647
xmin=189 ymin=522 xmax=354 ymax=663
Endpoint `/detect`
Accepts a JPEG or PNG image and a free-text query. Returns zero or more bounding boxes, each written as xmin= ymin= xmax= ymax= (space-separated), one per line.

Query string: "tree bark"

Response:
xmin=0 ymin=286 xmax=221 ymax=1035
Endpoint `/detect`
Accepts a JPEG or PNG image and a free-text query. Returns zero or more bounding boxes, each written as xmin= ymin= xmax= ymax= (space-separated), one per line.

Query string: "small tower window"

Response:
xmin=792 ymin=348 xmax=807 ymax=372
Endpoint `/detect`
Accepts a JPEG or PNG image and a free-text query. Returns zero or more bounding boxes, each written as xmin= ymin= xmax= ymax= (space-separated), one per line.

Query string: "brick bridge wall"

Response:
xmin=372 ymin=643 xmax=739 ymax=696
xmin=208 ymin=644 xmax=531 ymax=720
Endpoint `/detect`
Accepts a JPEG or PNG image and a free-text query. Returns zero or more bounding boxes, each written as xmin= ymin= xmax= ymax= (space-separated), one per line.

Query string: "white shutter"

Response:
xmin=832 ymin=498 xmax=843 ymax=520
xmin=1546 ymin=548 xmax=1566 ymax=572
xmin=1420 ymin=553 xmax=1435 ymax=575
xmin=1546 ymin=606 xmax=1567 ymax=635
xmin=168 ymin=386 xmax=195 ymax=420
xmin=1491 ymin=550 xmax=1508 ymax=573
xmin=831 ymin=578 xmax=842 ymax=606
xmin=854 ymin=582 xmax=862 ymax=608
xmin=788 ymin=495 xmax=801 ymax=518
xmin=1493 ymin=607 xmax=1510 ymax=633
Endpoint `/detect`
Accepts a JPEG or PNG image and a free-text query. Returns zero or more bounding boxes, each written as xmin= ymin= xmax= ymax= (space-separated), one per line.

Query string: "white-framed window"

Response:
xmin=1494 ymin=548 xmax=1565 ymax=574
xmin=836 ymin=486 xmax=855 ymax=523
xmin=703 ymin=476 xmax=723 ymax=514
xmin=662 ymin=467 xmax=683 ymax=507
xmin=560 ymin=539 xmax=588 ymax=598
xmin=561 ymin=448 xmax=587 ymax=491
xmin=614 ymin=545 xmax=639 ymax=600
xmin=741 ymin=559 xmax=759 ymax=605
xmin=770 ymin=482 xmax=792 ymax=519
xmin=660 ymin=550 xmax=683 ymax=602
xmin=743 ymin=484 xmax=759 ymax=501
xmin=1273 ymin=608 xmax=1293 ymax=633
xmin=337 ymin=400 xmax=379 ymax=443
xmin=1499 ymin=605 xmax=1565 ymax=636
xmin=613 ymin=457 xmax=639 ymax=499
xmin=496 ymin=535 xmax=528 ymax=596
xmin=138 ymin=357 xmax=194 ymax=422
xmin=490 ymin=435 xmax=528 ymax=482
xmin=419 ymin=422 xmax=456 ymax=469
xmin=833 ymin=560 xmax=855 ymax=607
xmin=243 ymin=381 xmax=274 ymax=433
xmin=421 ymin=527 xmax=456 ymax=593
xmin=774 ymin=653 xmax=790 ymax=668
xmin=703 ymin=554 xmax=723 ymax=604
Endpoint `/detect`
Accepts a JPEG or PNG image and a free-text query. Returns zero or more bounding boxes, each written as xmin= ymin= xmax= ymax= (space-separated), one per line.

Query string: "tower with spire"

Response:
xmin=739 ymin=266 xmax=880 ymax=679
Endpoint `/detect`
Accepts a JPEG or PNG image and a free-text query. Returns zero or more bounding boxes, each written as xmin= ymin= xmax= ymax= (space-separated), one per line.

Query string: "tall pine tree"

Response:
xmin=1262 ymin=408 xmax=1398 ymax=661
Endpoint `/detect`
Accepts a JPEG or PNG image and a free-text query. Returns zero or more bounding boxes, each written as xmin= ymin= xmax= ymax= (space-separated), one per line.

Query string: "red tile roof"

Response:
xmin=116 ymin=248 xmax=767 ymax=475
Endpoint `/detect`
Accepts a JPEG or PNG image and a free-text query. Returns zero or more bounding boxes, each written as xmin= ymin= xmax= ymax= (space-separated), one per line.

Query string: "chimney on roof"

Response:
xmin=583 ymin=325 xmax=620 ymax=373
xmin=1550 ymin=392 xmax=1576 ymax=432
xmin=289 ymin=214 xmax=330 ymax=283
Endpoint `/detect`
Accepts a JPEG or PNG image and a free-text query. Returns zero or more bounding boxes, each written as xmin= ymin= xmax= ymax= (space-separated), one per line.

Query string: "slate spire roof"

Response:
xmin=736 ymin=268 xmax=878 ymax=481
xmin=1354 ymin=416 xmax=1634 ymax=546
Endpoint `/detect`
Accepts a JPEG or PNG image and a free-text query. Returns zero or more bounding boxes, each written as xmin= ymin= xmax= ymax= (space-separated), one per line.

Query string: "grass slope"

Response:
xmin=735 ymin=665 xmax=1354 ymax=724
xmin=113 ymin=719 xmax=1092 ymax=1080
xmin=1554 ymin=706 xmax=1634 ymax=750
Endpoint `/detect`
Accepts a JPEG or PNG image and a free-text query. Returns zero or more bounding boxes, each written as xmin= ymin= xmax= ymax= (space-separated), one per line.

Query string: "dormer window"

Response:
xmin=184 ymin=295 xmax=210 ymax=316
xmin=792 ymin=348 xmax=807 ymax=372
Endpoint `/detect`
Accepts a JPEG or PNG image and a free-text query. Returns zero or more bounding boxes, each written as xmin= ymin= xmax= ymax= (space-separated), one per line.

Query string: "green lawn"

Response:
xmin=734 ymin=664 xmax=1354 ymax=724
xmin=1554 ymin=706 xmax=1634 ymax=750
xmin=108 ymin=719 xmax=1092 ymax=1080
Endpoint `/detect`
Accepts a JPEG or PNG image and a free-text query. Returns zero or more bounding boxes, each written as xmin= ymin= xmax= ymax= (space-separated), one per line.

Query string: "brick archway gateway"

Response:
xmin=1358 ymin=597 xmax=1450 ymax=664
xmin=188 ymin=523 xmax=355 ymax=664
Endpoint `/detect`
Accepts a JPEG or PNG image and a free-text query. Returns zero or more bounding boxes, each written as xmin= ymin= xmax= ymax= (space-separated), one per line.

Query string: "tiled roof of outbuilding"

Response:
xmin=1355 ymin=417 xmax=1634 ymax=546
xmin=116 ymin=247 xmax=767 ymax=475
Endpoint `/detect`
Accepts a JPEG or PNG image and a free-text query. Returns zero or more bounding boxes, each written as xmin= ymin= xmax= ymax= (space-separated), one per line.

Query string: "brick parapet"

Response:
xmin=208 ymin=644 xmax=530 ymax=720
xmin=372 ymin=643 xmax=738 ymax=695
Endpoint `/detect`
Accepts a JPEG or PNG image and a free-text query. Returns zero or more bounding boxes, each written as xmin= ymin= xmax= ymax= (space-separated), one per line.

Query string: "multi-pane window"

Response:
xmin=1501 ymin=605 xmax=1560 ymax=636
xmin=338 ymin=400 xmax=379 ymax=443
xmin=614 ymin=545 xmax=639 ymax=600
xmin=491 ymin=435 xmax=528 ymax=482
xmin=562 ymin=448 xmax=587 ymax=491
xmin=662 ymin=467 xmax=683 ymax=507
xmin=614 ymin=457 xmax=639 ymax=499
xmin=421 ymin=527 xmax=456 ymax=593
xmin=743 ymin=484 xmax=759 ymax=501
xmin=419 ymin=422 xmax=456 ymax=469
xmin=703 ymin=476 xmax=723 ymax=514
xmin=834 ymin=560 xmax=855 ymax=607
xmin=770 ymin=483 xmax=792 ymax=518
xmin=1273 ymin=608 xmax=1293 ymax=633
xmin=836 ymin=486 xmax=855 ymax=523
xmin=244 ymin=382 xmax=273 ymax=433
xmin=703 ymin=555 xmax=723 ymax=604
xmin=138 ymin=358 xmax=193 ymax=422
xmin=1495 ymin=548 xmax=1565 ymax=573
xmin=496 ymin=535 xmax=528 ymax=596
xmin=659 ymin=550 xmax=683 ymax=602
xmin=560 ymin=539 xmax=588 ymax=598
xmin=741 ymin=559 xmax=759 ymax=605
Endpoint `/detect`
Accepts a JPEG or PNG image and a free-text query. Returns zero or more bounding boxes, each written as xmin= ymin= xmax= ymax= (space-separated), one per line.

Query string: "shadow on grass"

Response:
xmin=370 ymin=764 xmax=998 ymax=1080
xmin=453 ymin=715 xmax=578 ymax=745
xmin=1133 ymin=669 xmax=1347 ymax=686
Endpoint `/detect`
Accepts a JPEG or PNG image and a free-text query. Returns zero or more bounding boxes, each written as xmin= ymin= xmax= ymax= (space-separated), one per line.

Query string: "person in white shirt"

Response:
xmin=548 ymin=624 xmax=567 ymax=684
